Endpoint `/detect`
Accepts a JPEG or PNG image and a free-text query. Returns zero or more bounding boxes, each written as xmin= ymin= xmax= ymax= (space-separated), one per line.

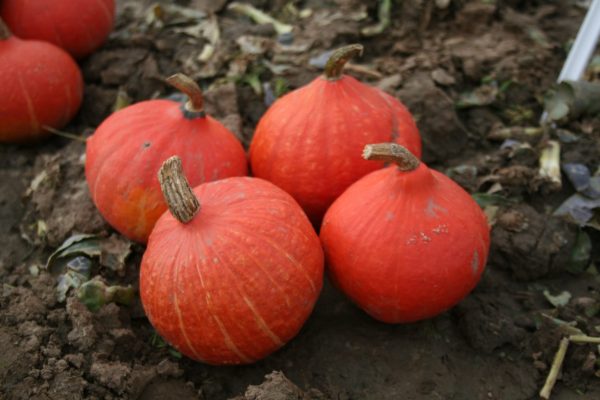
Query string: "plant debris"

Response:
xmin=46 ymin=234 xmax=132 ymax=301
xmin=228 ymin=2 xmax=293 ymax=39
xmin=543 ymin=290 xmax=572 ymax=308
xmin=554 ymin=163 xmax=600 ymax=228
xmin=544 ymin=80 xmax=600 ymax=123
xmin=77 ymin=277 xmax=134 ymax=312
xmin=538 ymin=140 xmax=562 ymax=191
xmin=361 ymin=0 xmax=391 ymax=37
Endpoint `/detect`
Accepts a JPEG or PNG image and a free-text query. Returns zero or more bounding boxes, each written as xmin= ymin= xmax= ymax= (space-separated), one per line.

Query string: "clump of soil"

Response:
xmin=1 ymin=1 xmax=600 ymax=399
xmin=230 ymin=371 xmax=326 ymax=400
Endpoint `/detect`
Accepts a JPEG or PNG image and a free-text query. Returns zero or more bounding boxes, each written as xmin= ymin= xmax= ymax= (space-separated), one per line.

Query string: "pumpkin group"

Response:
xmin=249 ymin=44 xmax=422 ymax=224
xmin=0 ymin=18 xmax=83 ymax=143
xmin=0 ymin=0 xmax=116 ymax=59
xmin=86 ymin=74 xmax=248 ymax=243
xmin=140 ymin=157 xmax=324 ymax=365
xmin=320 ymin=143 xmax=490 ymax=323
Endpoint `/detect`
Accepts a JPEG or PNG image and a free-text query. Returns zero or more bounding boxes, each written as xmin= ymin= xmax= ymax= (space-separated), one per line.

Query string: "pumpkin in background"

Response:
xmin=140 ymin=157 xmax=324 ymax=365
xmin=0 ymin=18 xmax=83 ymax=143
xmin=0 ymin=0 xmax=115 ymax=59
xmin=320 ymin=143 xmax=490 ymax=323
xmin=249 ymin=44 xmax=422 ymax=225
xmin=85 ymin=74 xmax=248 ymax=243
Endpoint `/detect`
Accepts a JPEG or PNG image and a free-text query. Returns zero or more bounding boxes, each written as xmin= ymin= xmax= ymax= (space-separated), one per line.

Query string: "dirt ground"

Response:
xmin=2 ymin=0 xmax=600 ymax=399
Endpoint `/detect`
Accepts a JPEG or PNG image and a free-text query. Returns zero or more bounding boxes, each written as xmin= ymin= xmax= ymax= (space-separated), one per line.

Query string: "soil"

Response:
xmin=2 ymin=0 xmax=600 ymax=399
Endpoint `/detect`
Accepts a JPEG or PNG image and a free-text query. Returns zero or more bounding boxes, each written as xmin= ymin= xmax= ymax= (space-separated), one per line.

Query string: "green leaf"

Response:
xmin=113 ymin=88 xmax=131 ymax=112
xmin=77 ymin=277 xmax=135 ymax=312
xmin=169 ymin=348 xmax=183 ymax=359
xmin=273 ymin=77 xmax=289 ymax=98
xmin=243 ymin=72 xmax=262 ymax=96
xmin=46 ymin=234 xmax=101 ymax=275
xmin=150 ymin=332 xmax=182 ymax=358
xmin=47 ymin=234 xmax=133 ymax=302
xmin=471 ymin=193 xmax=512 ymax=208
xmin=567 ymin=230 xmax=592 ymax=274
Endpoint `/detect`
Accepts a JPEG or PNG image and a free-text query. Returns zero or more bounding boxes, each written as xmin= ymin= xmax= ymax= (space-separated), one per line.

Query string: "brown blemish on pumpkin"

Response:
xmin=471 ymin=250 xmax=479 ymax=275
xmin=378 ymin=91 xmax=400 ymax=140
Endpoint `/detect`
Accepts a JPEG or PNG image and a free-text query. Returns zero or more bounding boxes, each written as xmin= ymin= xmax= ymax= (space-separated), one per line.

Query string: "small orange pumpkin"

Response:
xmin=85 ymin=74 xmax=248 ymax=243
xmin=1 ymin=0 xmax=115 ymax=59
xmin=250 ymin=44 xmax=422 ymax=224
xmin=140 ymin=157 xmax=324 ymax=364
xmin=320 ymin=143 xmax=490 ymax=323
xmin=0 ymin=18 xmax=83 ymax=143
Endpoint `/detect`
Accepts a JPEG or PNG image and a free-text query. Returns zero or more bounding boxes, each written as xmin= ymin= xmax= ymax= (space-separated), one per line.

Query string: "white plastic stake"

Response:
xmin=557 ymin=0 xmax=600 ymax=83
xmin=541 ymin=0 xmax=600 ymax=123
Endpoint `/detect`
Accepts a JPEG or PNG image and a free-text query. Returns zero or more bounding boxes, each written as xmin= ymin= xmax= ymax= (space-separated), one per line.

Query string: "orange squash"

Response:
xmin=140 ymin=157 xmax=324 ymax=364
xmin=0 ymin=18 xmax=83 ymax=143
xmin=1 ymin=0 xmax=115 ymax=59
xmin=250 ymin=44 xmax=422 ymax=224
xmin=320 ymin=143 xmax=490 ymax=323
xmin=85 ymin=74 xmax=248 ymax=243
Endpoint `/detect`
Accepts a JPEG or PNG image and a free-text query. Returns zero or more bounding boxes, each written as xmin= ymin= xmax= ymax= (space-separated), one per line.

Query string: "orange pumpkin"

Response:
xmin=1 ymin=0 xmax=115 ymax=59
xmin=321 ymin=143 xmax=490 ymax=323
xmin=0 ymin=18 xmax=83 ymax=143
xmin=85 ymin=74 xmax=248 ymax=243
xmin=140 ymin=157 xmax=324 ymax=364
xmin=250 ymin=44 xmax=422 ymax=224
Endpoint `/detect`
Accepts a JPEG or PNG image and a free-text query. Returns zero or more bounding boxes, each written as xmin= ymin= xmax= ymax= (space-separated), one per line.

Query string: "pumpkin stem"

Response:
xmin=158 ymin=156 xmax=200 ymax=224
xmin=362 ymin=143 xmax=420 ymax=171
xmin=0 ymin=17 xmax=11 ymax=40
xmin=324 ymin=44 xmax=364 ymax=80
xmin=166 ymin=73 xmax=205 ymax=115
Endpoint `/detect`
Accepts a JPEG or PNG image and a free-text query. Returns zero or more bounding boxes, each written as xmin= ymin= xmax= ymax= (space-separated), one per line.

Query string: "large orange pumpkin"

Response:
xmin=0 ymin=18 xmax=83 ymax=143
xmin=140 ymin=157 xmax=324 ymax=364
xmin=320 ymin=143 xmax=490 ymax=323
xmin=250 ymin=44 xmax=422 ymax=225
xmin=0 ymin=0 xmax=115 ymax=59
xmin=85 ymin=74 xmax=248 ymax=243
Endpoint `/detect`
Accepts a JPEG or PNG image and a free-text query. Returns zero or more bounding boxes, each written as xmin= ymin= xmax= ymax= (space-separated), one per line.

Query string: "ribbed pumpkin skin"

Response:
xmin=249 ymin=75 xmax=421 ymax=224
xmin=140 ymin=177 xmax=324 ymax=365
xmin=320 ymin=165 xmax=490 ymax=323
xmin=0 ymin=37 xmax=83 ymax=143
xmin=1 ymin=0 xmax=115 ymax=59
xmin=85 ymin=100 xmax=248 ymax=243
